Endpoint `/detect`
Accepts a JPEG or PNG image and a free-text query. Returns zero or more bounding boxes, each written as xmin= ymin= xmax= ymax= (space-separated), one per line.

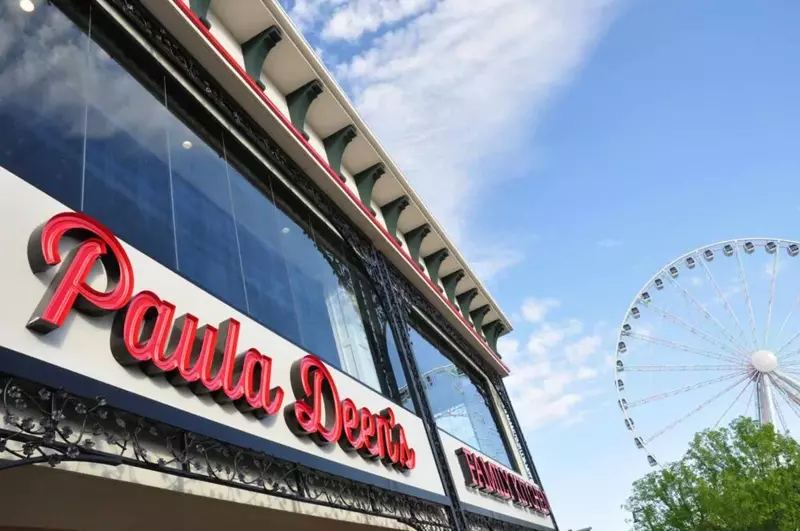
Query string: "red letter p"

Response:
xmin=27 ymin=212 xmax=134 ymax=333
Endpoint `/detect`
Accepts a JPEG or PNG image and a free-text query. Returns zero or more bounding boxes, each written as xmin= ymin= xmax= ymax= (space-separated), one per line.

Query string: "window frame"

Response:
xmin=409 ymin=311 xmax=520 ymax=473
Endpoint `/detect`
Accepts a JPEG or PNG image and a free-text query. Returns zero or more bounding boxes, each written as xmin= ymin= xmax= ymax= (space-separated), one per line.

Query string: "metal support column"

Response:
xmin=372 ymin=251 xmax=468 ymax=531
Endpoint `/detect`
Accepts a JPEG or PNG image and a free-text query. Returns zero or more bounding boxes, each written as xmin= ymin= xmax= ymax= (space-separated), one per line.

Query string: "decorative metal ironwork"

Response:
xmin=384 ymin=263 xmax=535 ymax=479
xmin=492 ymin=376 xmax=540 ymax=483
xmin=368 ymin=251 xmax=469 ymax=531
xmin=48 ymin=1 xmax=555 ymax=529
xmin=0 ymin=375 xmax=450 ymax=531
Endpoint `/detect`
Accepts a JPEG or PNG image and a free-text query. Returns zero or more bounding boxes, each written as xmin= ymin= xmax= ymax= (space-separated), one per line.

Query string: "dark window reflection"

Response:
xmin=387 ymin=324 xmax=416 ymax=413
xmin=229 ymin=173 xmax=302 ymax=344
xmin=410 ymin=322 xmax=513 ymax=469
xmin=166 ymin=112 xmax=246 ymax=309
xmin=84 ymin=40 xmax=176 ymax=268
xmin=0 ymin=4 xmax=87 ymax=210
xmin=273 ymin=205 xmax=341 ymax=365
xmin=339 ymin=270 xmax=383 ymax=391
xmin=0 ymin=0 xmax=386 ymax=399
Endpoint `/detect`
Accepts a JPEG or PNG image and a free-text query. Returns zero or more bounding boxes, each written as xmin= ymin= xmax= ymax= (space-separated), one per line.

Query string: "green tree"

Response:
xmin=624 ymin=417 xmax=800 ymax=531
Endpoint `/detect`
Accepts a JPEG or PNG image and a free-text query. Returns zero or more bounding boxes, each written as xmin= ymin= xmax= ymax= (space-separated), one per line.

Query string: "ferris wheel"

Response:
xmin=614 ymin=238 xmax=800 ymax=467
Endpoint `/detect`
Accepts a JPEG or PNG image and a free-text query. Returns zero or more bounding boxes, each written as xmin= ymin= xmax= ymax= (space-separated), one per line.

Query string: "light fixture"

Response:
xmin=19 ymin=0 xmax=35 ymax=12
xmin=181 ymin=140 xmax=193 ymax=150
xmin=281 ymin=227 xmax=290 ymax=234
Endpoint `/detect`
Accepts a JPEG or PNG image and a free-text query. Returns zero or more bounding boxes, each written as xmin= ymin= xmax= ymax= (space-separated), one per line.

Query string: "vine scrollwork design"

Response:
xmin=0 ymin=375 xmax=451 ymax=531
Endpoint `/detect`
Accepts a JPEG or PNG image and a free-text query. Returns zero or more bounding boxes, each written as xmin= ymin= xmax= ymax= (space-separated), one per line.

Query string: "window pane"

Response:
xmin=229 ymin=167 xmax=303 ymax=345
xmin=272 ymin=206 xmax=340 ymax=365
xmin=234 ymin=183 xmax=381 ymax=390
xmin=410 ymin=323 xmax=513 ymax=469
xmin=323 ymin=259 xmax=381 ymax=391
xmin=386 ymin=323 xmax=416 ymax=413
xmin=0 ymin=3 xmax=87 ymax=210
xmin=83 ymin=40 xmax=176 ymax=268
xmin=166 ymin=113 xmax=246 ymax=309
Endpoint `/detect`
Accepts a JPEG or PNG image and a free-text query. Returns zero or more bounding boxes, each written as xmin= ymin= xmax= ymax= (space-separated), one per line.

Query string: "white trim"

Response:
xmin=258 ymin=0 xmax=514 ymax=335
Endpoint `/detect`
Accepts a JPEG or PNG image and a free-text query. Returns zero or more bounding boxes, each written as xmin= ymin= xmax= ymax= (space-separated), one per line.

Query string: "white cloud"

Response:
xmin=513 ymin=390 xmax=584 ymax=430
xmin=500 ymin=298 xmax=606 ymax=431
xmin=286 ymin=0 xmax=350 ymax=30
xmin=526 ymin=319 xmax=582 ymax=355
xmin=564 ymin=334 xmax=602 ymax=365
xmin=521 ymin=297 xmax=561 ymax=323
xmin=470 ymin=245 xmax=525 ymax=281
xmin=497 ymin=336 xmax=522 ymax=363
xmin=321 ymin=0 xmax=437 ymax=41
xmin=560 ymin=409 xmax=589 ymax=428
xmin=294 ymin=0 xmax=615 ymax=247
xmin=762 ymin=259 xmax=786 ymax=279
xmin=596 ymin=238 xmax=623 ymax=248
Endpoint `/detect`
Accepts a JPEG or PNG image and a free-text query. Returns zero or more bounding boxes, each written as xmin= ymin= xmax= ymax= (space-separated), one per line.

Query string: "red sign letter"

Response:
xmin=285 ymin=355 xmax=343 ymax=445
xmin=27 ymin=212 xmax=134 ymax=333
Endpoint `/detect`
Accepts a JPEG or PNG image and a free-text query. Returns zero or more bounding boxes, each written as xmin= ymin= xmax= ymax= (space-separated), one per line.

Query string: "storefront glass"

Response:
xmin=409 ymin=319 xmax=514 ymax=469
xmin=0 ymin=1 xmax=386 ymax=393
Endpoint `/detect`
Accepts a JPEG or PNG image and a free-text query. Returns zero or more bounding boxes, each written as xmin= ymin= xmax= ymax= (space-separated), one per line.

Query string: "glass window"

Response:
xmin=269 ymin=197 xmax=381 ymax=390
xmin=229 ymin=170 xmax=302 ymax=345
xmin=386 ymin=323 xmax=416 ymax=413
xmin=335 ymin=270 xmax=382 ymax=392
xmin=409 ymin=320 xmax=514 ymax=469
xmin=0 ymin=3 xmax=87 ymax=211
xmin=0 ymin=0 xmax=388 ymax=399
xmin=165 ymin=105 xmax=247 ymax=309
xmin=83 ymin=38 xmax=176 ymax=268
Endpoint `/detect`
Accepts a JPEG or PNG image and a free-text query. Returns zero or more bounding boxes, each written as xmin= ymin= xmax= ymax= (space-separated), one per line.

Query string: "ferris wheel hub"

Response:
xmin=750 ymin=349 xmax=778 ymax=373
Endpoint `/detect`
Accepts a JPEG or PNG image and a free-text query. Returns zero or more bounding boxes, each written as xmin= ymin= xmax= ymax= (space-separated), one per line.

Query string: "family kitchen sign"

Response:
xmin=24 ymin=212 xmax=416 ymax=471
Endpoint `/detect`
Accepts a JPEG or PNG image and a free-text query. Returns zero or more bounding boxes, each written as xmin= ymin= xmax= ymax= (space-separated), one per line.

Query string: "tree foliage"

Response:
xmin=624 ymin=417 xmax=800 ymax=531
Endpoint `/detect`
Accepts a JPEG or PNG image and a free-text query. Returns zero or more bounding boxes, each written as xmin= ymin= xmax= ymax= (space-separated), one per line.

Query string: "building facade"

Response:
xmin=0 ymin=1 xmax=558 ymax=530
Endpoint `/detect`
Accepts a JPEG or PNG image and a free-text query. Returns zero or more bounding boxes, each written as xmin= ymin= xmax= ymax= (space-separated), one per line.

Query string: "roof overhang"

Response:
xmin=135 ymin=0 xmax=513 ymax=376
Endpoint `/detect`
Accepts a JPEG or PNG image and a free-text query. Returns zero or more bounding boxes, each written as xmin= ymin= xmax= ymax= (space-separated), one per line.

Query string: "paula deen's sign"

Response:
xmin=25 ymin=212 xmax=415 ymax=470
xmin=455 ymin=447 xmax=551 ymax=515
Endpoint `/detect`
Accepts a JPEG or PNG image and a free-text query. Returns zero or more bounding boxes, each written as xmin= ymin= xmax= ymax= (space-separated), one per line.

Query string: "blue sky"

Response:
xmin=279 ymin=1 xmax=800 ymax=529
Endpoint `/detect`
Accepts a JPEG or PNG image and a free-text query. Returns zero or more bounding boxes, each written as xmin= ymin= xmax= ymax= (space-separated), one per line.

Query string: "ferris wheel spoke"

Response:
xmin=626 ymin=371 xmax=748 ymax=409
xmin=770 ymin=380 xmax=800 ymax=431
xmin=773 ymin=370 xmax=800 ymax=396
xmin=776 ymin=332 xmax=800 ymax=359
xmin=770 ymin=372 xmax=800 ymax=421
xmin=699 ymin=258 xmax=755 ymax=352
xmin=627 ymin=332 xmax=743 ymax=364
xmin=645 ymin=374 xmax=750 ymax=444
xmin=668 ymin=275 xmax=750 ymax=356
xmin=769 ymin=378 xmax=789 ymax=434
xmin=623 ymin=364 xmax=745 ymax=372
xmin=776 ymin=294 xmax=800 ymax=345
xmin=744 ymin=378 xmax=758 ymax=420
xmin=770 ymin=383 xmax=800 ymax=429
xmin=713 ymin=376 xmax=755 ymax=429
xmin=779 ymin=387 xmax=800 ymax=413
xmin=735 ymin=247 xmax=760 ymax=349
xmin=764 ymin=250 xmax=780 ymax=347
xmin=643 ymin=301 xmax=748 ymax=359
xmin=618 ymin=238 xmax=800 ymax=467
xmin=776 ymin=344 xmax=800 ymax=364
xmin=780 ymin=363 xmax=800 ymax=376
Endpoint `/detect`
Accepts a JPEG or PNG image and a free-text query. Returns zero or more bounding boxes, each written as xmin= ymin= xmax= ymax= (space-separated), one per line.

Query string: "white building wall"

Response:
xmin=0 ymin=171 xmax=445 ymax=499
